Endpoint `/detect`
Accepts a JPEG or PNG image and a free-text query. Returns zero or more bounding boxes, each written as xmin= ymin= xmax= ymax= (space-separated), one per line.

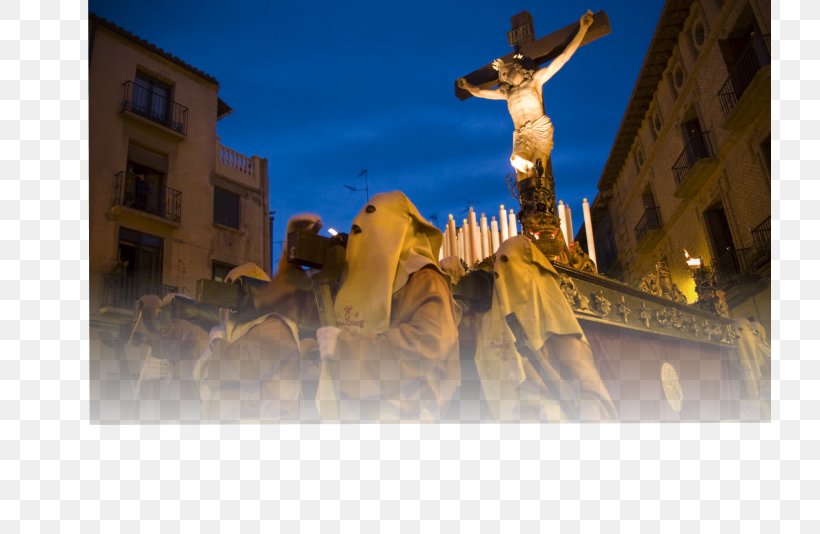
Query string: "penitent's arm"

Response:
xmin=458 ymin=77 xmax=507 ymax=101
xmin=533 ymin=10 xmax=594 ymax=86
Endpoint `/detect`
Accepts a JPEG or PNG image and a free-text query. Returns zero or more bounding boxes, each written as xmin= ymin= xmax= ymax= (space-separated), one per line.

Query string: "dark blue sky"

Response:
xmin=90 ymin=1 xmax=663 ymax=260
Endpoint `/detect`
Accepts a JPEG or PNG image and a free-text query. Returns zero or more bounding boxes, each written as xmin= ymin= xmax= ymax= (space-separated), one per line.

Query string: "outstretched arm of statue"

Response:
xmin=533 ymin=10 xmax=594 ymax=86
xmin=458 ymin=77 xmax=506 ymax=100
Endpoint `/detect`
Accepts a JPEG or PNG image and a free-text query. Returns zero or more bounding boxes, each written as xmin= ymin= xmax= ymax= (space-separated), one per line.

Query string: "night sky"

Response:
xmin=89 ymin=1 xmax=664 ymax=263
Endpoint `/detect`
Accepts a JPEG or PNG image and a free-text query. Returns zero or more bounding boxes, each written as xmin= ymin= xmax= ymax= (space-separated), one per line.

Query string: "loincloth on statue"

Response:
xmin=510 ymin=115 xmax=554 ymax=170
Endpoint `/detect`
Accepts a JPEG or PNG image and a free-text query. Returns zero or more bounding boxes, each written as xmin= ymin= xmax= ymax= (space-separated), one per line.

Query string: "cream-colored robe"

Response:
xmin=197 ymin=312 xmax=306 ymax=421
xmin=139 ymin=265 xmax=320 ymax=421
xmin=332 ymin=267 xmax=461 ymax=421
xmin=475 ymin=235 xmax=617 ymax=421
xmin=326 ymin=191 xmax=461 ymax=421
xmin=733 ymin=318 xmax=771 ymax=419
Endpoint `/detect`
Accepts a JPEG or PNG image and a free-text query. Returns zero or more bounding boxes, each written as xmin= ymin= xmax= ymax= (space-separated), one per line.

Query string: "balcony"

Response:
xmin=101 ymin=274 xmax=177 ymax=312
xmin=712 ymin=247 xmax=755 ymax=287
xmin=216 ymin=142 xmax=262 ymax=189
xmin=750 ymin=216 xmax=771 ymax=268
xmin=121 ymin=80 xmax=189 ymax=136
xmin=634 ymin=206 xmax=663 ymax=252
xmin=112 ymin=171 xmax=182 ymax=224
xmin=672 ymin=130 xmax=719 ymax=199
xmin=717 ymin=34 xmax=771 ymax=130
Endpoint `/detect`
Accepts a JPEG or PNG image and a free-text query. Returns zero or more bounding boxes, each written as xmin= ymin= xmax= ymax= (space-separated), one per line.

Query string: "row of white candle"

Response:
xmin=439 ymin=205 xmax=519 ymax=265
xmin=437 ymin=198 xmax=597 ymax=267
xmin=558 ymin=198 xmax=597 ymax=266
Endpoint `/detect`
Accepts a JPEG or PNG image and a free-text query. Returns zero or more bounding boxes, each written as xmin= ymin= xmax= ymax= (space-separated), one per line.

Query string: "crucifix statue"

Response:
xmin=456 ymin=9 xmax=610 ymax=264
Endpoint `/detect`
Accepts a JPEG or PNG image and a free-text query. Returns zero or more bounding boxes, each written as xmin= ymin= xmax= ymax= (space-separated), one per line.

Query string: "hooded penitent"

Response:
xmin=195 ymin=262 xmax=304 ymax=421
xmin=334 ymin=191 xmax=446 ymax=334
xmin=733 ymin=317 xmax=770 ymax=402
xmin=475 ymin=235 xmax=616 ymax=421
xmin=327 ymin=191 xmax=461 ymax=421
xmin=224 ymin=262 xmax=272 ymax=284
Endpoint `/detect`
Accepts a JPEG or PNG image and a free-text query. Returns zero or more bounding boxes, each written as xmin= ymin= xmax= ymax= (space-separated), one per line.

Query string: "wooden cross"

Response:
xmin=455 ymin=10 xmax=612 ymax=100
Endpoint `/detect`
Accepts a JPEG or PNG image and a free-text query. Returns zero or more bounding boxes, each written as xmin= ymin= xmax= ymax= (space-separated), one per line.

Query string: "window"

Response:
xmin=703 ymin=201 xmax=740 ymax=283
xmin=649 ymin=103 xmax=663 ymax=140
xmin=682 ymin=113 xmax=709 ymax=160
xmin=123 ymin=143 xmax=168 ymax=218
xmin=634 ymin=184 xmax=662 ymax=244
xmin=718 ymin=5 xmax=768 ymax=102
xmin=673 ymin=65 xmax=685 ymax=89
xmin=132 ymin=72 xmax=172 ymax=124
xmin=635 ymin=144 xmax=645 ymax=170
xmin=692 ymin=21 xmax=705 ymax=49
xmin=653 ymin=111 xmax=663 ymax=135
xmin=212 ymin=261 xmax=236 ymax=282
xmin=642 ymin=184 xmax=658 ymax=211
xmin=214 ymin=186 xmax=240 ymax=229
xmin=112 ymin=227 xmax=164 ymax=306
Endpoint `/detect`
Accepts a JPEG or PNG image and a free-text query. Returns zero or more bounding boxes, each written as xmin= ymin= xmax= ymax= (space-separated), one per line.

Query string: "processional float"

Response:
xmin=450 ymin=10 xmax=760 ymax=421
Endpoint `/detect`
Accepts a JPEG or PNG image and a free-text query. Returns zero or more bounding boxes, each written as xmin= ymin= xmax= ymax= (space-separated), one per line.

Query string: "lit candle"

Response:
xmin=468 ymin=208 xmax=481 ymax=265
xmin=508 ymin=209 xmax=518 ymax=237
xmin=447 ymin=214 xmax=458 ymax=259
xmin=499 ymin=204 xmax=509 ymax=243
xmin=457 ymin=227 xmax=464 ymax=263
xmin=439 ymin=232 xmax=445 ymax=261
xmin=490 ymin=217 xmax=500 ymax=253
xmin=462 ymin=218 xmax=471 ymax=264
xmin=558 ymin=200 xmax=568 ymax=245
xmin=480 ymin=213 xmax=490 ymax=260
xmin=565 ymin=204 xmax=574 ymax=245
xmin=582 ymin=198 xmax=597 ymax=267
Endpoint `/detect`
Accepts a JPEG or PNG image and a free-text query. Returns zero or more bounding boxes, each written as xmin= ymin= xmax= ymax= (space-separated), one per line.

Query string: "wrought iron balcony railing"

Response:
xmin=672 ymin=130 xmax=715 ymax=186
xmin=634 ymin=206 xmax=662 ymax=244
xmin=121 ymin=80 xmax=188 ymax=135
xmin=718 ymin=34 xmax=771 ymax=118
xmin=751 ymin=216 xmax=771 ymax=257
xmin=712 ymin=247 xmax=754 ymax=286
xmin=101 ymin=274 xmax=177 ymax=310
xmin=113 ymin=171 xmax=182 ymax=223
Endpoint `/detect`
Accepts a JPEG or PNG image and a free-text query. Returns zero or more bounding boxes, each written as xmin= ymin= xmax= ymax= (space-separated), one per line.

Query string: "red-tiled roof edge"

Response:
xmin=594 ymin=0 xmax=694 ymax=196
xmin=90 ymin=12 xmax=220 ymax=86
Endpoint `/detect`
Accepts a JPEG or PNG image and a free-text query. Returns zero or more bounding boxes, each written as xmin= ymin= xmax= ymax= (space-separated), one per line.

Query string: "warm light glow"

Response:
xmin=684 ymin=249 xmax=702 ymax=269
xmin=510 ymin=155 xmax=534 ymax=173
xmin=327 ymin=228 xmax=338 ymax=236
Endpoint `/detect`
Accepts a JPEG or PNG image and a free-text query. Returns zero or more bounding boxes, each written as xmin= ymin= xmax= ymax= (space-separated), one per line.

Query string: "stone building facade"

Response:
xmin=89 ymin=14 xmax=271 ymax=404
xmin=591 ymin=0 xmax=771 ymax=335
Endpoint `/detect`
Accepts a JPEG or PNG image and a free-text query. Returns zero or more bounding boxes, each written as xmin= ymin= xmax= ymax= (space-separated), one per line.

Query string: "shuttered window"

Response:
xmin=213 ymin=186 xmax=240 ymax=229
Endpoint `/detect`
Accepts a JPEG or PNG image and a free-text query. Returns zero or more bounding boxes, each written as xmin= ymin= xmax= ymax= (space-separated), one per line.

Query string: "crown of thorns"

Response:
xmin=492 ymin=57 xmax=532 ymax=72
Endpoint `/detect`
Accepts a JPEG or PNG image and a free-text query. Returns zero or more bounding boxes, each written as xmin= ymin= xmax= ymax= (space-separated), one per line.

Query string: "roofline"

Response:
xmin=89 ymin=12 xmax=220 ymax=86
xmin=595 ymin=0 xmax=694 ymax=195
xmin=217 ymin=98 xmax=234 ymax=120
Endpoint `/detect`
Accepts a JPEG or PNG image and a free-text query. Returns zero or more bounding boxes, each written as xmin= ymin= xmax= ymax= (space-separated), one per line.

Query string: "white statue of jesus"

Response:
xmin=458 ymin=10 xmax=594 ymax=179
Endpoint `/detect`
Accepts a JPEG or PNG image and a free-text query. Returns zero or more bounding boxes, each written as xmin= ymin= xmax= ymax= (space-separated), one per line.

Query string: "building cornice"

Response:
xmin=595 ymin=0 xmax=694 ymax=196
